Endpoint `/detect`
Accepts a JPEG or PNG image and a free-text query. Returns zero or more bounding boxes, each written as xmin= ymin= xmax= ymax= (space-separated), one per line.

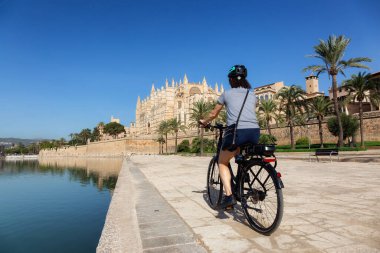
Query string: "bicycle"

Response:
xmin=206 ymin=123 xmax=284 ymax=235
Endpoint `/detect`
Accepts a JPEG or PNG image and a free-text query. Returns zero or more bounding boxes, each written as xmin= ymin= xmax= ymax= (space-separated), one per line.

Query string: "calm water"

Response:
xmin=0 ymin=158 xmax=122 ymax=253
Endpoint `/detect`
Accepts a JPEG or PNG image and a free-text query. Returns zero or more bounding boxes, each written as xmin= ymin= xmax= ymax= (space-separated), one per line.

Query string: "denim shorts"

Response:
xmin=221 ymin=128 xmax=260 ymax=151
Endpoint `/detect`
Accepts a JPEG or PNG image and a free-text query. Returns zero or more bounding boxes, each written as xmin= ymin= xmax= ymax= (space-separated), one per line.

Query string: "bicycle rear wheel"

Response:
xmin=207 ymin=156 xmax=223 ymax=209
xmin=239 ymin=160 xmax=283 ymax=235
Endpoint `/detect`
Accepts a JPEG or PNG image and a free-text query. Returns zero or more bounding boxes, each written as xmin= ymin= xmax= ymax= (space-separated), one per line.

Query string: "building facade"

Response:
xmin=126 ymin=74 xmax=329 ymax=136
xmin=126 ymin=74 xmax=223 ymax=136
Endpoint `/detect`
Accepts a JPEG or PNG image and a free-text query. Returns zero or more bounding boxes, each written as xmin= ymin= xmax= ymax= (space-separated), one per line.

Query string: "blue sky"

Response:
xmin=1 ymin=0 xmax=379 ymax=139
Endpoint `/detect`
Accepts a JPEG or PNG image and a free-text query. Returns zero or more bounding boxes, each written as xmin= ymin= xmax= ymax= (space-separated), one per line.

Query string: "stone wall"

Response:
xmin=40 ymin=111 xmax=379 ymax=157
xmin=39 ymin=137 xmax=160 ymax=157
xmin=164 ymin=111 xmax=380 ymax=147
xmin=268 ymin=111 xmax=380 ymax=145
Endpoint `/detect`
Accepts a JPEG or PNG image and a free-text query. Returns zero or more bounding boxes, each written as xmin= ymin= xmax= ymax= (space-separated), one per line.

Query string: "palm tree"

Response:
xmin=155 ymin=136 xmax=165 ymax=154
xmin=168 ymin=118 xmax=187 ymax=153
xmin=217 ymin=108 xmax=227 ymax=125
xmin=79 ymin=128 xmax=92 ymax=144
xmin=274 ymin=112 xmax=286 ymax=128
xmin=258 ymin=99 xmax=277 ymax=135
xmin=304 ymin=35 xmax=371 ymax=147
xmin=189 ymin=99 xmax=213 ymax=155
xmin=69 ymin=133 xmax=75 ymax=142
xmin=342 ymin=72 xmax=380 ymax=148
xmin=157 ymin=120 xmax=170 ymax=154
xmin=308 ymin=96 xmax=333 ymax=148
xmin=276 ymin=85 xmax=306 ymax=149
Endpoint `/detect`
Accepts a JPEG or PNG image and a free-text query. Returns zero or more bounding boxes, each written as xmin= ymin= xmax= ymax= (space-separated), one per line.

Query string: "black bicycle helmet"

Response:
xmin=228 ymin=65 xmax=247 ymax=79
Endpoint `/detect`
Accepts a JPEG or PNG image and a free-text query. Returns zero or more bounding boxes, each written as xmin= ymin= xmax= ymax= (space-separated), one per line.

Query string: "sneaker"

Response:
xmin=218 ymin=195 xmax=237 ymax=210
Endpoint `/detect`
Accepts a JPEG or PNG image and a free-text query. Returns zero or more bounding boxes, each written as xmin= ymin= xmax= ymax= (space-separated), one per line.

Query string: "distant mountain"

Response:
xmin=0 ymin=138 xmax=46 ymax=147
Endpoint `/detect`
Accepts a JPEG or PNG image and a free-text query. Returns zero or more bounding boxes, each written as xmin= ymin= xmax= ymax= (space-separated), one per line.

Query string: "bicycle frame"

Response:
xmin=206 ymin=123 xmax=284 ymax=235
xmin=209 ymin=124 xmax=284 ymax=196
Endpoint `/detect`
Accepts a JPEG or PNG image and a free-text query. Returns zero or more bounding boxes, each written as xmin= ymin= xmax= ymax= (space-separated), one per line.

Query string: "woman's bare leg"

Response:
xmin=218 ymin=149 xmax=239 ymax=196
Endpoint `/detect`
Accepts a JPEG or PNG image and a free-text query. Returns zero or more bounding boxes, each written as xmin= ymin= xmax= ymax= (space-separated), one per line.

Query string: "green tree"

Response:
xmin=103 ymin=122 xmax=125 ymax=139
xmin=177 ymin=140 xmax=190 ymax=153
xmin=69 ymin=133 xmax=77 ymax=145
xmin=258 ymin=134 xmax=277 ymax=145
xmin=304 ymin=35 xmax=371 ymax=147
xmin=189 ymin=99 xmax=213 ymax=155
xmin=327 ymin=114 xmax=359 ymax=144
xmin=79 ymin=128 xmax=92 ymax=144
xmin=217 ymin=109 xmax=227 ymax=125
xmin=39 ymin=140 xmax=53 ymax=150
xmin=168 ymin=118 xmax=187 ymax=153
xmin=59 ymin=138 xmax=66 ymax=147
xmin=276 ymin=85 xmax=306 ymax=149
xmin=91 ymin=127 xmax=100 ymax=142
xmin=258 ymin=99 xmax=277 ymax=135
xmin=191 ymin=137 xmax=216 ymax=153
xmin=308 ymin=96 xmax=333 ymax=148
xmin=342 ymin=72 xmax=380 ymax=148
xmin=157 ymin=120 xmax=170 ymax=154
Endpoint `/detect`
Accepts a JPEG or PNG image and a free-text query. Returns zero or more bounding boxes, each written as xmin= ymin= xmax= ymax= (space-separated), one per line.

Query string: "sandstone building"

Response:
xmin=126 ymin=75 xmax=223 ymax=136
xmin=126 ymin=74 xmax=327 ymax=137
xmin=125 ymin=71 xmax=380 ymax=137
xmin=254 ymin=75 xmax=324 ymax=104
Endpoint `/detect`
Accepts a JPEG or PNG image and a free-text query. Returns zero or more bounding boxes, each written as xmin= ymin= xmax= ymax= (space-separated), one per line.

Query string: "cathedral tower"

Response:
xmin=305 ymin=75 xmax=319 ymax=94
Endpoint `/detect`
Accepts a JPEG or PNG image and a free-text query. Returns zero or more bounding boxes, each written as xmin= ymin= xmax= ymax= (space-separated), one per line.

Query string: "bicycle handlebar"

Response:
xmin=199 ymin=121 xmax=226 ymax=131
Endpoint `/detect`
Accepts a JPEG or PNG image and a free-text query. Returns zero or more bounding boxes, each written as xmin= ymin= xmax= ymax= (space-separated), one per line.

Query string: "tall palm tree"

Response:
xmin=258 ymin=99 xmax=277 ymax=135
xmin=274 ymin=112 xmax=286 ymax=128
xmin=304 ymin=35 xmax=371 ymax=147
xmin=157 ymin=120 xmax=170 ymax=154
xmin=276 ymin=85 xmax=306 ymax=149
xmin=342 ymin=72 xmax=380 ymax=148
xmin=168 ymin=118 xmax=187 ymax=153
xmin=308 ymin=96 xmax=333 ymax=148
xmin=155 ymin=136 xmax=165 ymax=154
xmin=189 ymin=99 xmax=213 ymax=155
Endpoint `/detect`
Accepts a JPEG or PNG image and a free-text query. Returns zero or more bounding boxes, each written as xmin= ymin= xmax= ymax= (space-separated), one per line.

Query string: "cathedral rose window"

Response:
xmin=189 ymin=87 xmax=201 ymax=95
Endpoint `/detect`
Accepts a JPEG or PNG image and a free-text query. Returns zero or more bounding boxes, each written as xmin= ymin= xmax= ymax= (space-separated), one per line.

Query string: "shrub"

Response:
xmin=296 ymin=137 xmax=310 ymax=146
xmin=177 ymin=140 xmax=190 ymax=153
xmin=258 ymin=134 xmax=277 ymax=144
xmin=327 ymin=114 xmax=359 ymax=141
xmin=191 ymin=138 xmax=216 ymax=153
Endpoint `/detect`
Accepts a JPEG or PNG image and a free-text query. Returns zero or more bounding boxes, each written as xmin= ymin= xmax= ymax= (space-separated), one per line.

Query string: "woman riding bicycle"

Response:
xmin=200 ymin=65 xmax=260 ymax=210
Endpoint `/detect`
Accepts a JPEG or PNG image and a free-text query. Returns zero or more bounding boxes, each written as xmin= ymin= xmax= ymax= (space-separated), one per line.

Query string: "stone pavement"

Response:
xmin=276 ymin=149 xmax=380 ymax=163
xmin=131 ymin=155 xmax=380 ymax=253
xmin=97 ymin=157 xmax=207 ymax=253
xmin=131 ymin=165 xmax=207 ymax=253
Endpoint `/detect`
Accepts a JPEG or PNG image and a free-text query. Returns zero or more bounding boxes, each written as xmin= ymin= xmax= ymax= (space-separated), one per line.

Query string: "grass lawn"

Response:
xmin=275 ymin=142 xmax=368 ymax=152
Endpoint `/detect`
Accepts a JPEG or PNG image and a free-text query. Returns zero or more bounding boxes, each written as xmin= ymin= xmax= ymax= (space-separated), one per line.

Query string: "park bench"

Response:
xmin=309 ymin=148 xmax=339 ymax=162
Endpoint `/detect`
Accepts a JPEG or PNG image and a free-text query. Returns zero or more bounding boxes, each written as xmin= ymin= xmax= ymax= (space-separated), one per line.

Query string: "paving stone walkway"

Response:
xmin=131 ymin=155 xmax=380 ymax=253
xmin=130 ymin=166 xmax=207 ymax=253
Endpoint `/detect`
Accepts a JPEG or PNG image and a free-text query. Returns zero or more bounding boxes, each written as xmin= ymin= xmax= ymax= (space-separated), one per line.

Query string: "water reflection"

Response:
xmin=0 ymin=158 xmax=122 ymax=192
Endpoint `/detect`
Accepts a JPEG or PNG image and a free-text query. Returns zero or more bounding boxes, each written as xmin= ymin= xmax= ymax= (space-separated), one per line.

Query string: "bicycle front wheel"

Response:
xmin=207 ymin=156 xmax=223 ymax=209
xmin=239 ymin=160 xmax=283 ymax=235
